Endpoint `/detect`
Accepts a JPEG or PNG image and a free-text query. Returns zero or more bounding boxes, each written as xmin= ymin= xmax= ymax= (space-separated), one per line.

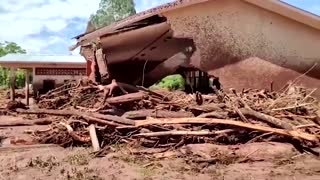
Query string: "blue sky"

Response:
xmin=0 ymin=0 xmax=318 ymax=55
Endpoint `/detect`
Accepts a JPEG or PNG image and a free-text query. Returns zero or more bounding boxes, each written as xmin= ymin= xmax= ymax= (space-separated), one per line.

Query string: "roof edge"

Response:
xmin=76 ymin=0 xmax=320 ymax=46
xmin=77 ymin=0 xmax=209 ymax=43
xmin=244 ymin=0 xmax=320 ymax=30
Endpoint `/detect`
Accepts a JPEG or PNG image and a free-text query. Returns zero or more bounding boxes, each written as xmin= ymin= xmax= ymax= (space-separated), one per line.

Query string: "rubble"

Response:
xmin=4 ymin=79 xmax=320 ymax=158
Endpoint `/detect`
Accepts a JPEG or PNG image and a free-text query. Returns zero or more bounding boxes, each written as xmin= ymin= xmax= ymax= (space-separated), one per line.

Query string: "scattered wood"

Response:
xmin=134 ymin=118 xmax=319 ymax=142
xmin=6 ymin=79 xmax=318 ymax=156
xmin=59 ymin=122 xmax=91 ymax=143
xmin=89 ymin=124 xmax=100 ymax=152
xmin=133 ymin=129 xmax=235 ymax=137
xmin=0 ymin=118 xmax=53 ymax=127
xmin=240 ymin=108 xmax=294 ymax=130
xmin=197 ymin=112 xmax=228 ymax=119
xmin=122 ymin=109 xmax=194 ymax=119
xmin=106 ymin=91 xmax=147 ymax=104
xmin=16 ymin=109 xmax=134 ymax=126
xmin=189 ymin=104 xmax=226 ymax=112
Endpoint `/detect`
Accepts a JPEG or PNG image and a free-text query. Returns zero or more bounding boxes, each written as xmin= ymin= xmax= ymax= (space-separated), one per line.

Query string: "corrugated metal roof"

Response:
xmin=75 ymin=0 xmax=320 ymax=46
xmin=0 ymin=54 xmax=86 ymax=64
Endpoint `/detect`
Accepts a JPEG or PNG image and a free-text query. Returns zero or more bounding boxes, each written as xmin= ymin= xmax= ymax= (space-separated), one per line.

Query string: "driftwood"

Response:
xmin=240 ymin=108 xmax=293 ymax=130
xmin=0 ymin=118 xmax=53 ymax=127
xmin=197 ymin=112 xmax=228 ymax=119
xmin=106 ymin=91 xmax=147 ymax=104
xmin=189 ymin=104 xmax=226 ymax=112
xmin=122 ymin=109 xmax=194 ymax=119
xmin=16 ymin=109 xmax=134 ymax=126
xmin=89 ymin=124 xmax=100 ymax=152
xmin=133 ymin=129 xmax=235 ymax=137
xmin=135 ymin=118 xmax=319 ymax=142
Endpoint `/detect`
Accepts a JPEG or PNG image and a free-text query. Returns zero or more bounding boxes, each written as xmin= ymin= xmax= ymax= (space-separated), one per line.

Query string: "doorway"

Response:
xmin=43 ymin=80 xmax=55 ymax=93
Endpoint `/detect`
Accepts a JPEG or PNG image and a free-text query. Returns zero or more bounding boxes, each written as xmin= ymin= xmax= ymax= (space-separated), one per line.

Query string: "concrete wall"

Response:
xmin=163 ymin=0 xmax=320 ymax=95
xmin=32 ymin=73 xmax=84 ymax=94
xmin=29 ymin=65 xmax=85 ymax=94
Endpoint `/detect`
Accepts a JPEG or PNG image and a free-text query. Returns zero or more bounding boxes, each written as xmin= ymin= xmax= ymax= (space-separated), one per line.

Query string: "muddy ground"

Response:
xmin=1 ymin=90 xmax=320 ymax=180
xmin=1 ymin=123 xmax=320 ymax=180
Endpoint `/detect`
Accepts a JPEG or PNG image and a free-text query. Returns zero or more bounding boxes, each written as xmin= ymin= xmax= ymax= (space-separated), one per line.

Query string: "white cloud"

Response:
xmin=0 ymin=0 xmax=100 ymax=53
xmin=19 ymin=38 xmax=48 ymax=53
xmin=135 ymin=0 xmax=174 ymax=12
xmin=44 ymin=19 xmax=68 ymax=32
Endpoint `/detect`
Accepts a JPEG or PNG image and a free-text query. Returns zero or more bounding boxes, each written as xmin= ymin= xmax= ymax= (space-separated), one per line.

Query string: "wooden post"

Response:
xmin=9 ymin=68 xmax=16 ymax=101
xmin=95 ymin=48 xmax=109 ymax=84
xmin=88 ymin=124 xmax=100 ymax=152
xmin=25 ymin=69 xmax=30 ymax=106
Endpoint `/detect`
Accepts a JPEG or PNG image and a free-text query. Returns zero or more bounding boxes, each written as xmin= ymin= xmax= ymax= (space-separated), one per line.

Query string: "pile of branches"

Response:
xmin=16 ymin=79 xmax=320 ymax=155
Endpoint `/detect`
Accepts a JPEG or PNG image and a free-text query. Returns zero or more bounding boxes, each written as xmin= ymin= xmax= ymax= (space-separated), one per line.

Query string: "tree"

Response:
xmin=0 ymin=41 xmax=27 ymax=88
xmin=90 ymin=0 xmax=136 ymax=29
xmin=0 ymin=41 xmax=26 ymax=57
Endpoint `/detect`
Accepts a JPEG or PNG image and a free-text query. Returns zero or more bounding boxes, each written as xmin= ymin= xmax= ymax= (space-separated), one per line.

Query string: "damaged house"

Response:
xmin=72 ymin=0 xmax=320 ymax=95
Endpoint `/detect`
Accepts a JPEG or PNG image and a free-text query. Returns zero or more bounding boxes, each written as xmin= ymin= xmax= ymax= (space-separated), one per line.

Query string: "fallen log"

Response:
xmin=122 ymin=109 xmax=194 ymax=119
xmin=133 ymin=129 xmax=235 ymax=137
xmin=16 ymin=109 xmax=134 ymax=126
xmin=135 ymin=118 xmax=319 ymax=142
xmin=106 ymin=91 xmax=147 ymax=104
xmin=0 ymin=118 xmax=53 ymax=127
xmin=189 ymin=104 xmax=226 ymax=112
xmin=197 ymin=112 xmax=228 ymax=119
xmin=239 ymin=108 xmax=293 ymax=130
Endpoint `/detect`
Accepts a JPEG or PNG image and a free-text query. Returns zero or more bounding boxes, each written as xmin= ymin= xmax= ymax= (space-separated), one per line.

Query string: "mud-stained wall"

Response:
xmin=163 ymin=0 xmax=320 ymax=95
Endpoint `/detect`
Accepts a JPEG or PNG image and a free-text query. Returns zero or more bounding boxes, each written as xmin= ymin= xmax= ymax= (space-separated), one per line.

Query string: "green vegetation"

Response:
xmin=90 ymin=0 xmax=136 ymax=28
xmin=150 ymin=74 xmax=186 ymax=91
xmin=0 ymin=41 xmax=27 ymax=88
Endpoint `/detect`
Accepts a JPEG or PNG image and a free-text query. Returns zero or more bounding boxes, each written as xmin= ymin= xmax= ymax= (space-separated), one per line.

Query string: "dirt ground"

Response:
xmin=1 ymin=124 xmax=320 ymax=180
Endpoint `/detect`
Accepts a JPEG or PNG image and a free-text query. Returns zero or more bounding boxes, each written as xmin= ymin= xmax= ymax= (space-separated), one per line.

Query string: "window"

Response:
xmin=35 ymin=68 xmax=86 ymax=76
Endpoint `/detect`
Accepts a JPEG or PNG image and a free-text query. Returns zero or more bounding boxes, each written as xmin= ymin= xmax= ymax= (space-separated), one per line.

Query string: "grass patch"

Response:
xmin=66 ymin=167 xmax=103 ymax=180
xmin=65 ymin=153 xmax=92 ymax=166
xmin=27 ymin=156 xmax=60 ymax=172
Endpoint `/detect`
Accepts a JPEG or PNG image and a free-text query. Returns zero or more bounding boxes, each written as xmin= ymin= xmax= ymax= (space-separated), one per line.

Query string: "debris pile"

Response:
xmin=15 ymin=79 xmax=320 ymax=154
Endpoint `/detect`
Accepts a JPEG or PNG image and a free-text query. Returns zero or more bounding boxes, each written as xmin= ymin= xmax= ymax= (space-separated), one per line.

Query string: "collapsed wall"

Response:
xmin=163 ymin=0 xmax=320 ymax=95
xmin=76 ymin=0 xmax=320 ymax=95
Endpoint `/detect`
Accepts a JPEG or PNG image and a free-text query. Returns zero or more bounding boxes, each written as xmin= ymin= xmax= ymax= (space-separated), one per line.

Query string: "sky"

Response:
xmin=0 ymin=0 xmax=319 ymax=55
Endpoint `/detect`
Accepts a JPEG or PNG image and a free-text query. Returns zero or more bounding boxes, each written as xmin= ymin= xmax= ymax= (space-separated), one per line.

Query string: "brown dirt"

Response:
xmin=0 ymin=127 xmax=320 ymax=180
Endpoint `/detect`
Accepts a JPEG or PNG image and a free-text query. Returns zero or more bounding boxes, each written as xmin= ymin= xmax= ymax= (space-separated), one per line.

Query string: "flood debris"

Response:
xmin=2 ymin=77 xmax=317 ymax=159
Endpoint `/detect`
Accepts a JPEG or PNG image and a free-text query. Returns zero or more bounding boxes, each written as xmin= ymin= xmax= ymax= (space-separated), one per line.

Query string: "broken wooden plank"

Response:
xmin=122 ymin=109 xmax=194 ymax=119
xmin=133 ymin=129 xmax=235 ymax=137
xmin=89 ymin=124 xmax=100 ymax=152
xmin=95 ymin=48 xmax=109 ymax=84
xmin=240 ymin=108 xmax=293 ymax=130
xmin=0 ymin=118 xmax=53 ymax=127
xmin=16 ymin=109 xmax=135 ymax=126
xmin=189 ymin=104 xmax=226 ymax=112
xmin=106 ymin=91 xmax=147 ymax=104
xmin=134 ymin=118 xmax=319 ymax=142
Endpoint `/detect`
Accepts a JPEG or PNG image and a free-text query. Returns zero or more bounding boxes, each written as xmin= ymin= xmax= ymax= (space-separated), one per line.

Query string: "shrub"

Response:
xmin=150 ymin=74 xmax=185 ymax=91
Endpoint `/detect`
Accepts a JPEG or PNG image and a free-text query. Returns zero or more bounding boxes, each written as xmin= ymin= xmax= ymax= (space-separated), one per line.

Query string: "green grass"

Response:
xmin=150 ymin=74 xmax=185 ymax=91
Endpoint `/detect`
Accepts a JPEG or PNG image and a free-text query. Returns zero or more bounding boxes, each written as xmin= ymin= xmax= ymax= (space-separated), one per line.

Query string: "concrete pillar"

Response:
xmin=9 ymin=67 xmax=16 ymax=101
xmin=25 ymin=69 xmax=30 ymax=106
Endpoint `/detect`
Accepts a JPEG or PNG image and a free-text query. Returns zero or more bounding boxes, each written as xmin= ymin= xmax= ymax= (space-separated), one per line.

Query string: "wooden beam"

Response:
xmin=25 ymin=69 xmax=30 ymax=106
xmin=9 ymin=68 xmax=16 ymax=101
xmin=95 ymin=48 xmax=109 ymax=84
